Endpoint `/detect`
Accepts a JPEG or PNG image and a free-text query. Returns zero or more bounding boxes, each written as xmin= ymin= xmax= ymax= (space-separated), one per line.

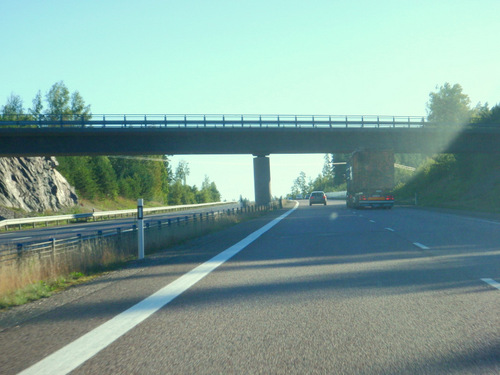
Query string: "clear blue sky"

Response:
xmin=2 ymin=1 xmax=499 ymax=201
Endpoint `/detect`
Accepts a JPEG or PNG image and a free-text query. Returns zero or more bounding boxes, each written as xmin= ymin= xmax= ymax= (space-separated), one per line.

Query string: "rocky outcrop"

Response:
xmin=0 ymin=157 xmax=78 ymax=216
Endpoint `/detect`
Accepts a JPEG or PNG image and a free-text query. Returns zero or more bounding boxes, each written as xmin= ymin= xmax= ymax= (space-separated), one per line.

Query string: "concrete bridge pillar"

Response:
xmin=253 ymin=155 xmax=271 ymax=206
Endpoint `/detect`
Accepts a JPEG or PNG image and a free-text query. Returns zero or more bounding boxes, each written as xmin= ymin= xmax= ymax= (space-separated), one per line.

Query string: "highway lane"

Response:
xmin=0 ymin=203 xmax=240 ymax=246
xmin=1 ymin=201 xmax=499 ymax=374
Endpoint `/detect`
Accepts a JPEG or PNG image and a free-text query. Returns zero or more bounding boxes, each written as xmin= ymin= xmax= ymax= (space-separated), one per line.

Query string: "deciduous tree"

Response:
xmin=426 ymin=83 xmax=471 ymax=126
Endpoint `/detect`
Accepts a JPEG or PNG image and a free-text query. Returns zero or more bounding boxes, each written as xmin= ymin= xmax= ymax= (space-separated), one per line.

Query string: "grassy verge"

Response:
xmin=0 ymin=272 xmax=94 ymax=309
xmin=394 ymin=154 xmax=500 ymax=213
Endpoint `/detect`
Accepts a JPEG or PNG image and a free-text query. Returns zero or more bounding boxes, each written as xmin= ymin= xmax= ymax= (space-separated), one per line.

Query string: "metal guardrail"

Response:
xmin=0 ymin=203 xmax=277 ymax=265
xmin=0 ymin=201 xmax=236 ymax=230
xmin=0 ymin=114 xmax=428 ymax=128
xmin=394 ymin=163 xmax=417 ymax=171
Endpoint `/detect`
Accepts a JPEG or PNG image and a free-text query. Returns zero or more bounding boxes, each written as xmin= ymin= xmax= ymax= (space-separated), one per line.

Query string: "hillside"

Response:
xmin=394 ymin=153 xmax=500 ymax=213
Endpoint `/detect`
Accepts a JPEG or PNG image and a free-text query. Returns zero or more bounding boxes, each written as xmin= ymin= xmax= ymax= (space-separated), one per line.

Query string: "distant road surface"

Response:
xmin=1 ymin=200 xmax=499 ymax=374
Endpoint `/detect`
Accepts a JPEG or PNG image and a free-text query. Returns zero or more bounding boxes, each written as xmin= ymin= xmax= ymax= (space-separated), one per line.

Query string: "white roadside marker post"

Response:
xmin=138 ymin=198 xmax=144 ymax=260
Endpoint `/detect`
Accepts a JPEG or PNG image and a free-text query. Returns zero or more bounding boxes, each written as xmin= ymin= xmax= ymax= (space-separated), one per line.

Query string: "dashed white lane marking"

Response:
xmin=385 ymin=228 xmax=395 ymax=232
xmin=369 ymin=220 xmax=375 ymax=223
xmin=413 ymin=242 xmax=430 ymax=250
xmin=18 ymin=203 xmax=299 ymax=375
xmin=481 ymin=278 xmax=500 ymax=290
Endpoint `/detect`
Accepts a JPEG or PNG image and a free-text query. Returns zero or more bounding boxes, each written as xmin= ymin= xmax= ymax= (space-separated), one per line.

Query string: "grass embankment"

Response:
xmin=0 ymin=202 xmax=285 ymax=310
xmin=394 ymin=153 xmax=500 ymax=213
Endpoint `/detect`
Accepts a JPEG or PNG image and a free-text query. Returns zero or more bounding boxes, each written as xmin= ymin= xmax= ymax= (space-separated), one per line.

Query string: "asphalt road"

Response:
xmin=1 ymin=200 xmax=499 ymax=374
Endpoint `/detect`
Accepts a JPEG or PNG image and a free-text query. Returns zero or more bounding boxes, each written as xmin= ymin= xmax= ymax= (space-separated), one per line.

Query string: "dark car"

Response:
xmin=309 ymin=191 xmax=327 ymax=206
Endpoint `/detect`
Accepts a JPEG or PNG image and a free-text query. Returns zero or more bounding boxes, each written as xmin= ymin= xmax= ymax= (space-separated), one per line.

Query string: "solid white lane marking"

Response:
xmin=18 ymin=202 xmax=299 ymax=375
xmin=413 ymin=242 xmax=430 ymax=250
xmin=385 ymin=228 xmax=395 ymax=232
xmin=481 ymin=278 xmax=500 ymax=290
xmin=12 ymin=236 xmax=32 ymax=241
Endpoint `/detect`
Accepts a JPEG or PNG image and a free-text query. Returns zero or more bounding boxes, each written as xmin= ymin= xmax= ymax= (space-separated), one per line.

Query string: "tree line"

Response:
xmin=290 ymin=154 xmax=349 ymax=197
xmin=1 ymin=82 xmax=221 ymax=205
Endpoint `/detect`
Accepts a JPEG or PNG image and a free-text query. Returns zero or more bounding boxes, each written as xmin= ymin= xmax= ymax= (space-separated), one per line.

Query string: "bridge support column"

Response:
xmin=253 ymin=155 xmax=271 ymax=206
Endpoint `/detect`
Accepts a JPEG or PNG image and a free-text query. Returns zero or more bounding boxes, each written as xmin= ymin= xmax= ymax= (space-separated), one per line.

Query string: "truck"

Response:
xmin=346 ymin=150 xmax=395 ymax=209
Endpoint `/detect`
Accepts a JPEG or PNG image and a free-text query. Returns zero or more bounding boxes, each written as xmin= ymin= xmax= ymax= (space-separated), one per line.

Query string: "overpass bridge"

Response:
xmin=1 ymin=114 xmax=499 ymax=204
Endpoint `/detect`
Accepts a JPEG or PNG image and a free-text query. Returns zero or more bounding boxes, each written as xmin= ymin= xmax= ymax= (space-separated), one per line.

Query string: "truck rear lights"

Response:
xmin=386 ymin=195 xmax=394 ymax=200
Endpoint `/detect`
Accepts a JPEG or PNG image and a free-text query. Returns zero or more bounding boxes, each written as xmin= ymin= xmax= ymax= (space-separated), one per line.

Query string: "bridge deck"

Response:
xmin=0 ymin=114 xmax=498 ymax=156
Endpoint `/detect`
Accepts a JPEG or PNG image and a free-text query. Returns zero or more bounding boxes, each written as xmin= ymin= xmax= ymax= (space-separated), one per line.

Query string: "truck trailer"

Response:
xmin=346 ymin=150 xmax=394 ymax=209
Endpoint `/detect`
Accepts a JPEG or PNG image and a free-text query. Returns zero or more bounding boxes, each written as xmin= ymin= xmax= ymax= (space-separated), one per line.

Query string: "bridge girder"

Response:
xmin=1 ymin=127 xmax=499 ymax=157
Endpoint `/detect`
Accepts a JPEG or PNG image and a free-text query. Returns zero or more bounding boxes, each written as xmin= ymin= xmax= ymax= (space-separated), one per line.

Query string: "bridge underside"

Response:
xmin=1 ymin=127 xmax=499 ymax=157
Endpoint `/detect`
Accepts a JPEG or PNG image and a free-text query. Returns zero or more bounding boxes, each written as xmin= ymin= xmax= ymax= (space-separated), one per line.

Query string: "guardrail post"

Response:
xmin=77 ymin=233 xmax=82 ymax=253
xmin=185 ymin=216 xmax=189 ymax=225
xmin=17 ymin=243 xmax=23 ymax=259
xmin=51 ymin=237 xmax=56 ymax=256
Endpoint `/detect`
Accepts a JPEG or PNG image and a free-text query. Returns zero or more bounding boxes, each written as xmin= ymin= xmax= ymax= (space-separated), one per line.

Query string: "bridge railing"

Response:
xmin=0 ymin=114 xmax=427 ymax=128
